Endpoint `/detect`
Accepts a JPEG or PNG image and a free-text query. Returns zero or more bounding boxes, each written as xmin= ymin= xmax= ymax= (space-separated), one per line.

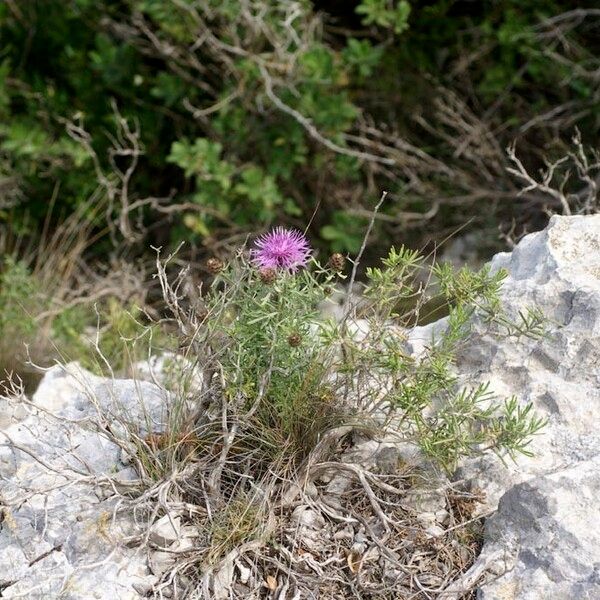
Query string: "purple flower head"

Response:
xmin=252 ymin=227 xmax=311 ymax=272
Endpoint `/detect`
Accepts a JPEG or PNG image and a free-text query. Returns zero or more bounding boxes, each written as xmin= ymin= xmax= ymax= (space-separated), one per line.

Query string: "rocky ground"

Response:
xmin=1 ymin=215 xmax=599 ymax=599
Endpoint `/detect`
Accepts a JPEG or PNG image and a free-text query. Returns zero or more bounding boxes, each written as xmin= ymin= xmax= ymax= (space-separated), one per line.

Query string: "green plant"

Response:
xmin=356 ymin=0 xmax=412 ymax=34
xmin=1 ymin=1 xmax=597 ymax=256
xmin=206 ymin=492 xmax=265 ymax=565
xmin=359 ymin=245 xmax=547 ymax=470
xmin=149 ymin=234 xmax=546 ymax=484
xmin=187 ymin=256 xmax=343 ymax=465
xmin=0 ymin=258 xmax=42 ymax=367
xmin=0 ymin=257 xmax=163 ymax=379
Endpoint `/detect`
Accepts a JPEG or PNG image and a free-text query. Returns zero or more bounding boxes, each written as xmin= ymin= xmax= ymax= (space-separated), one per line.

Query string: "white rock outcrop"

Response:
xmin=480 ymin=455 xmax=600 ymax=599
xmin=0 ymin=363 xmax=166 ymax=598
xmin=446 ymin=215 xmax=600 ymax=599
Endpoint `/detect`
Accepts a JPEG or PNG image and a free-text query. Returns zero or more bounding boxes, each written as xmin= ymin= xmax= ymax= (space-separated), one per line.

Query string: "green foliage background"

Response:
xmin=1 ymin=0 xmax=598 ymax=254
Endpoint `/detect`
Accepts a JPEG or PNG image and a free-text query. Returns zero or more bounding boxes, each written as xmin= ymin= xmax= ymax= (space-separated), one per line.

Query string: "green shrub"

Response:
xmin=148 ymin=232 xmax=545 ymax=478
xmin=1 ymin=1 xmax=597 ymax=254
xmin=67 ymin=227 xmax=547 ymax=587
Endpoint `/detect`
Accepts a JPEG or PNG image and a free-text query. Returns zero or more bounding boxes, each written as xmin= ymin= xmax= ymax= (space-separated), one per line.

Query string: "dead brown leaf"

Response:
xmin=265 ymin=574 xmax=277 ymax=591
xmin=347 ymin=550 xmax=362 ymax=574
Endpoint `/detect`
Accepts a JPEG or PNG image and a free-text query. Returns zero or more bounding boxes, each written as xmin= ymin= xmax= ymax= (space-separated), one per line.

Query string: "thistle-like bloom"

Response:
xmin=252 ymin=227 xmax=311 ymax=271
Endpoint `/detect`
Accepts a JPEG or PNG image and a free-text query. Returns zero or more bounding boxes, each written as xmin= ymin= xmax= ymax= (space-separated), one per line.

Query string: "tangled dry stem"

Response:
xmin=0 ymin=307 xmax=500 ymax=600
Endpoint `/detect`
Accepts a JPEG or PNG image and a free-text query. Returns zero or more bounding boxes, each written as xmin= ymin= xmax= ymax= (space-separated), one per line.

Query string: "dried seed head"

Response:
xmin=328 ymin=252 xmax=345 ymax=272
xmin=206 ymin=257 xmax=224 ymax=274
xmin=287 ymin=332 xmax=302 ymax=347
xmin=259 ymin=267 xmax=277 ymax=284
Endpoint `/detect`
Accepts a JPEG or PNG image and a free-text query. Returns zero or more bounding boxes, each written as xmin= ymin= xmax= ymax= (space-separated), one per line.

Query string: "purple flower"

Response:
xmin=252 ymin=227 xmax=311 ymax=272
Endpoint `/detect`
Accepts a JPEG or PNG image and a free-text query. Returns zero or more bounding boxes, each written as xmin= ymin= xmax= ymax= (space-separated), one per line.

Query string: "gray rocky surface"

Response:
xmin=442 ymin=215 xmax=600 ymax=599
xmin=479 ymin=455 xmax=600 ymax=600
xmin=0 ymin=363 xmax=166 ymax=599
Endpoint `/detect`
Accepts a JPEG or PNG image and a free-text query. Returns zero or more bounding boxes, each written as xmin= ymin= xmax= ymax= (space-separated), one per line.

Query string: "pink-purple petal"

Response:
xmin=252 ymin=227 xmax=311 ymax=272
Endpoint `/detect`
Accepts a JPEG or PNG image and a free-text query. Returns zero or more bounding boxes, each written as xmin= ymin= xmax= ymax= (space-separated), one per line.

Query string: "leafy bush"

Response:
xmin=144 ymin=228 xmax=545 ymax=482
xmin=1 ymin=1 xmax=598 ymax=254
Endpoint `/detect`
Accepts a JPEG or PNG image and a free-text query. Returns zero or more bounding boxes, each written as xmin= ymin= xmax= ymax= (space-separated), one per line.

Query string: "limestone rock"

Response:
xmin=0 ymin=363 xmax=166 ymax=599
xmin=478 ymin=456 xmax=600 ymax=600
xmin=149 ymin=514 xmax=181 ymax=547
xmin=440 ymin=215 xmax=600 ymax=598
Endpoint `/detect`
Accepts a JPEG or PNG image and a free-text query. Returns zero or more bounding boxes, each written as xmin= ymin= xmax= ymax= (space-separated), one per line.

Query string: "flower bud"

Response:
xmin=259 ymin=267 xmax=277 ymax=284
xmin=287 ymin=332 xmax=302 ymax=347
xmin=328 ymin=252 xmax=345 ymax=272
xmin=206 ymin=257 xmax=224 ymax=274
